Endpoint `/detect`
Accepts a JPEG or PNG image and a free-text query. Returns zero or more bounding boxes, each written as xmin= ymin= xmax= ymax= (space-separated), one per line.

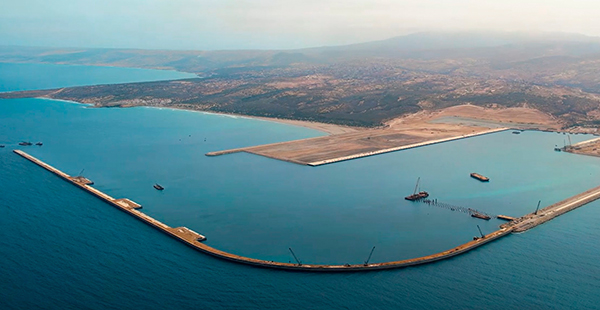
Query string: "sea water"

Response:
xmin=0 ymin=62 xmax=197 ymax=92
xmin=1 ymin=63 xmax=600 ymax=309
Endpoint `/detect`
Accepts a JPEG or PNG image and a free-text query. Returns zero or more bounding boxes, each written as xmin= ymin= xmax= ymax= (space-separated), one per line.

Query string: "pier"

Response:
xmin=13 ymin=149 xmax=600 ymax=271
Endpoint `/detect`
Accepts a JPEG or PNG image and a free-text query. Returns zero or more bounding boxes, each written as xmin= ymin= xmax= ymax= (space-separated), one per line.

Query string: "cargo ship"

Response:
xmin=153 ymin=184 xmax=164 ymax=190
xmin=471 ymin=212 xmax=491 ymax=220
xmin=470 ymin=173 xmax=489 ymax=182
xmin=405 ymin=177 xmax=429 ymax=201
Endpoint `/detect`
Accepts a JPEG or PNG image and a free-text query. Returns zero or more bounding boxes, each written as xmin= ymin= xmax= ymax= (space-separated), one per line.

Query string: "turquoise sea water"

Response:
xmin=0 ymin=62 xmax=197 ymax=92
xmin=2 ymin=63 xmax=600 ymax=309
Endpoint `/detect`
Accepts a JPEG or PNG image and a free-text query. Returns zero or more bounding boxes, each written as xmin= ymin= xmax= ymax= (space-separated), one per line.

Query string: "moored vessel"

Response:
xmin=405 ymin=177 xmax=429 ymax=201
xmin=153 ymin=183 xmax=164 ymax=190
xmin=18 ymin=141 xmax=32 ymax=146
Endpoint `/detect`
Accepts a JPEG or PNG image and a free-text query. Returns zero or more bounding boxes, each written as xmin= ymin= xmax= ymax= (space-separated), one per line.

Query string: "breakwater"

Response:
xmin=13 ymin=149 xmax=600 ymax=271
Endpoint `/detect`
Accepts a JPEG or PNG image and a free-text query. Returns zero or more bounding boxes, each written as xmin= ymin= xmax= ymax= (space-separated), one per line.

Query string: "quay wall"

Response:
xmin=307 ymin=128 xmax=509 ymax=166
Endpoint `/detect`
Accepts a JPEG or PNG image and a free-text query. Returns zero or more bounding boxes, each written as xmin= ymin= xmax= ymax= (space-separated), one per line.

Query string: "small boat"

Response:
xmin=0 ymin=145 xmax=4 ymax=148
xmin=405 ymin=177 xmax=429 ymax=201
xmin=470 ymin=173 xmax=489 ymax=182
xmin=512 ymin=131 xmax=521 ymax=134
xmin=35 ymin=142 xmax=43 ymax=146
xmin=18 ymin=141 xmax=32 ymax=146
xmin=554 ymin=147 xmax=562 ymax=152
xmin=471 ymin=212 xmax=491 ymax=220
xmin=153 ymin=184 xmax=164 ymax=190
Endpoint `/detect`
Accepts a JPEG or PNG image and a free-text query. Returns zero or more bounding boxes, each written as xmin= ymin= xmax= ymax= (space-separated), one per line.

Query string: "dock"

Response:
xmin=13 ymin=149 xmax=600 ymax=271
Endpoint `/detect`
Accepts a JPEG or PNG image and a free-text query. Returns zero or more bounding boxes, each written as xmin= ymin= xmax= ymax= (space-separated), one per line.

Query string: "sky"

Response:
xmin=1 ymin=0 xmax=599 ymax=50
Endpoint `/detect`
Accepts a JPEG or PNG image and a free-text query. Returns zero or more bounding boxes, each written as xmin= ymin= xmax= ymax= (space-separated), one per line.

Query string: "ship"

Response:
xmin=471 ymin=212 xmax=491 ymax=220
xmin=153 ymin=184 xmax=164 ymax=190
xmin=0 ymin=145 xmax=4 ymax=148
xmin=35 ymin=142 xmax=43 ymax=146
xmin=405 ymin=177 xmax=429 ymax=201
xmin=512 ymin=131 xmax=521 ymax=134
xmin=18 ymin=141 xmax=32 ymax=146
xmin=470 ymin=173 xmax=489 ymax=182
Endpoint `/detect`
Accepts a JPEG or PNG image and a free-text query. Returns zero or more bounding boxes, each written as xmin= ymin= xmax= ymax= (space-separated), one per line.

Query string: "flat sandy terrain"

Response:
xmin=386 ymin=104 xmax=560 ymax=130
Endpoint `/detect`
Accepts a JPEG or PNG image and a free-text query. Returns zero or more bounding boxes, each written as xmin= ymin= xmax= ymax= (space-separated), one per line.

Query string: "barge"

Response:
xmin=470 ymin=173 xmax=489 ymax=182
xmin=471 ymin=212 xmax=491 ymax=220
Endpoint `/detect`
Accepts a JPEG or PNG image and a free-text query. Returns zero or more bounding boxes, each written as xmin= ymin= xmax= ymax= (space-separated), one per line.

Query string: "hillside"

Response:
xmin=3 ymin=32 xmax=600 ymax=130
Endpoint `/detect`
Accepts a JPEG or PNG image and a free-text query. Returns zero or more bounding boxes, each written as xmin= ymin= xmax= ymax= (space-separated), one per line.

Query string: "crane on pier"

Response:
xmin=364 ymin=246 xmax=376 ymax=266
xmin=534 ymin=200 xmax=541 ymax=215
xmin=477 ymin=225 xmax=485 ymax=239
xmin=288 ymin=248 xmax=302 ymax=266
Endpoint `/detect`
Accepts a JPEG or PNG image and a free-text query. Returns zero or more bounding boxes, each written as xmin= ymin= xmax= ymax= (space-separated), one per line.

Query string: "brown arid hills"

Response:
xmin=3 ymin=32 xmax=600 ymax=133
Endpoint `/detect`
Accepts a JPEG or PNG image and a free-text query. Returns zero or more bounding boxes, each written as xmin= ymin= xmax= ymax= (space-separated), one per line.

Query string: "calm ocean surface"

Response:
xmin=2 ymin=63 xmax=600 ymax=309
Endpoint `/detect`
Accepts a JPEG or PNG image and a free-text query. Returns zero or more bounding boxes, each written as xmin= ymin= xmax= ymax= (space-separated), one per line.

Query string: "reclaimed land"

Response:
xmin=14 ymin=149 xmax=600 ymax=271
xmin=206 ymin=105 xmax=556 ymax=166
xmin=207 ymin=127 xmax=508 ymax=166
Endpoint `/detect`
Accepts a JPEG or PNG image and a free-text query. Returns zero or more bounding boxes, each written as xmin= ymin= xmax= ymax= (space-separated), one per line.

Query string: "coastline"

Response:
xmin=22 ymin=97 xmax=565 ymax=136
xmin=33 ymin=97 xmax=362 ymax=135
xmin=144 ymin=106 xmax=362 ymax=135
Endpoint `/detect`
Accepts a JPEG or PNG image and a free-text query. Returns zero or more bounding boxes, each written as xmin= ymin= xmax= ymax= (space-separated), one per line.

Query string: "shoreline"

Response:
xmin=35 ymin=97 xmax=362 ymax=135
xmin=19 ymin=96 xmax=574 ymax=136
xmin=142 ymin=106 xmax=362 ymax=135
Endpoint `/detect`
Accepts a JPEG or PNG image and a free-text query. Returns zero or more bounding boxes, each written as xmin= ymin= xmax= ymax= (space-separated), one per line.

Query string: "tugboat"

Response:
xmin=18 ymin=141 xmax=32 ymax=146
xmin=405 ymin=177 xmax=429 ymax=201
xmin=153 ymin=183 xmax=164 ymax=191
xmin=35 ymin=142 xmax=43 ymax=146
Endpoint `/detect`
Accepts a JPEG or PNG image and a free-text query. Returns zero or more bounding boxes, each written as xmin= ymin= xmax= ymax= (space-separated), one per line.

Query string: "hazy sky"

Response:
xmin=1 ymin=0 xmax=599 ymax=50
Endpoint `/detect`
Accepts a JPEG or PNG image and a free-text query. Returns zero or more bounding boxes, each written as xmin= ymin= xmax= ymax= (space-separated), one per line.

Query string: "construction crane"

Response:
xmin=477 ymin=225 xmax=485 ymax=239
xmin=364 ymin=246 xmax=376 ymax=266
xmin=534 ymin=200 xmax=541 ymax=215
xmin=288 ymin=248 xmax=302 ymax=266
xmin=413 ymin=177 xmax=421 ymax=195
